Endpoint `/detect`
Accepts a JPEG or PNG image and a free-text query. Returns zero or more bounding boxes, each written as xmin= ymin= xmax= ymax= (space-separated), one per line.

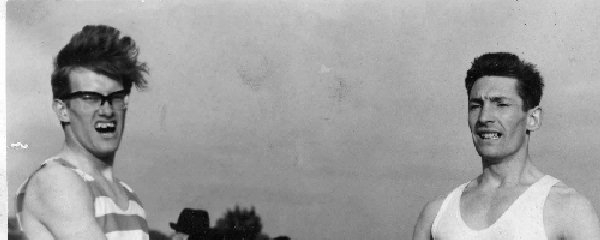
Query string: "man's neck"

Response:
xmin=479 ymin=149 xmax=543 ymax=188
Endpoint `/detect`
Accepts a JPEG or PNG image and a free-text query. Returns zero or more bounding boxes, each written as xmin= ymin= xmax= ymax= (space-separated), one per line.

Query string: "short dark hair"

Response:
xmin=51 ymin=25 xmax=149 ymax=99
xmin=465 ymin=52 xmax=543 ymax=110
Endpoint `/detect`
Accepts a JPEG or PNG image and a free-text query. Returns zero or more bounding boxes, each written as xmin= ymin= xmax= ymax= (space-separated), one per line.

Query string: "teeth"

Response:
xmin=481 ymin=133 xmax=499 ymax=139
xmin=95 ymin=122 xmax=115 ymax=128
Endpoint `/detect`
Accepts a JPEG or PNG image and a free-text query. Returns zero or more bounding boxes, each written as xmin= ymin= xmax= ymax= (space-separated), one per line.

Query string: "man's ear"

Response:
xmin=526 ymin=106 xmax=542 ymax=131
xmin=123 ymin=95 xmax=129 ymax=110
xmin=52 ymin=99 xmax=70 ymax=123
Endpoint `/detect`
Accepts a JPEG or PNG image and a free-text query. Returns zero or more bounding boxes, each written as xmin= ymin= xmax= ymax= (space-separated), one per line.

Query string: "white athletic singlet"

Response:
xmin=431 ymin=175 xmax=559 ymax=240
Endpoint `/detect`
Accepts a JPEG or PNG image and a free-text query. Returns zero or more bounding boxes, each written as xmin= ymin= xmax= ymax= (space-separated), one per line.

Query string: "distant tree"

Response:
xmin=148 ymin=229 xmax=170 ymax=240
xmin=215 ymin=206 xmax=268 ymax=240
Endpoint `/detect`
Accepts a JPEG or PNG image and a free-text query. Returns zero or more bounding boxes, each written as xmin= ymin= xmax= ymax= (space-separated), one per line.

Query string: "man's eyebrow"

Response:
xmin=469 ymin=96 xmax=510 ymax=100
xmin=468 ymin=96 xmax=514 ymax=104
xmin=489 ymin=97 xmax=512 ymax=102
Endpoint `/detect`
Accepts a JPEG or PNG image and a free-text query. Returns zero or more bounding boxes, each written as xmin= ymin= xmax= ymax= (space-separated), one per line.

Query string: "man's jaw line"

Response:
xmin=476 ymin=140 xmax=534 ymax=184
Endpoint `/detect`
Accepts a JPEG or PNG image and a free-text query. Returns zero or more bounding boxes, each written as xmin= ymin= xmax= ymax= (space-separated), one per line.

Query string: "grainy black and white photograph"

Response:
xmin=5 ymin=0 xmax=600 ymax=239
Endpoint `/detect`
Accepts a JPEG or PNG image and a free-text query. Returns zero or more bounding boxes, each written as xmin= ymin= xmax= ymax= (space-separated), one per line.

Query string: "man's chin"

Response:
xmin=477 ymin=149 xmax=510 ymax=163
xmin=475 ymin=148 xmax=504 ymax=159
xmin=90 ymin=143 xmax=120 ymax=158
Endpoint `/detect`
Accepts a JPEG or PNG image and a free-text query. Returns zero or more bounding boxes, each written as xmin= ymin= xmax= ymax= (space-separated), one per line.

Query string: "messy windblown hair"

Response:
xmin=51 ymin=25 xmax=149 ymax=99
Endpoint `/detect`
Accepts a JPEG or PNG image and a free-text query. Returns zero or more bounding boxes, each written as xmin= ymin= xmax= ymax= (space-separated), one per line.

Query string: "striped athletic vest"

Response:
xmin=16 ymin=157 xmax=149 ymax=240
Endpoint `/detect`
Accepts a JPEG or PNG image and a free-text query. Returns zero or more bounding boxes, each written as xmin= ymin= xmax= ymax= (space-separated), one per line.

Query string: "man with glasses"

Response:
xmin=412 ymin=52 xmax=600 ymax=239
xmin=16 ymin=25 xmax=150 ymax=239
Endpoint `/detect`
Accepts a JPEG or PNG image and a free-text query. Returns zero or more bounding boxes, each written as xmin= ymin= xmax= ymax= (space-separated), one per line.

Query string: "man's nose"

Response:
xmin=98 ymin=99 xmax=114 ymax=116
xmin=478 ymin=104 xmax=494 ymax=123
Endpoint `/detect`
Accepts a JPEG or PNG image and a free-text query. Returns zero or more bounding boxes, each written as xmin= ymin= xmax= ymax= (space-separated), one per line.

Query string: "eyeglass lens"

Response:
xmin=66 ymin=91 xmax=128 ymax=111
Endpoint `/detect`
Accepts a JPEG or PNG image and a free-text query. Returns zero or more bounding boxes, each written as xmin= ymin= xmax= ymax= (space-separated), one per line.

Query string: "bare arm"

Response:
xmin=412 ymin=197 xmax=444 ymax=240
xmin=545 ymin=186 xmax=600 ymax=240
xmin=561 ymin=193 xmax=600 ymax=239
xmin=22 ymin=164 xmax=106 ymax=240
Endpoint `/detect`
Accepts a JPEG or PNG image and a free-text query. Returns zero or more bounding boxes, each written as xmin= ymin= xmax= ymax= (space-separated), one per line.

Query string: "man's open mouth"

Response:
xmin=478 ymin=132 xmax=502 ymax=140
xmin=95 ymin=121 xmax=116 ymax=134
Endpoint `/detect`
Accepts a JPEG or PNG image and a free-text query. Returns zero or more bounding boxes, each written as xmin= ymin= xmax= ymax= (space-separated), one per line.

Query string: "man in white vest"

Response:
xmin=413 ymin=52 xmax=600 ymax=240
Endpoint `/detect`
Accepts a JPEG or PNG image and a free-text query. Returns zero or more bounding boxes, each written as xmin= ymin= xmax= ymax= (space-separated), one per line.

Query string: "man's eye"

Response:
xmin=469 ymin=104 xmax=481 ymax=109
xmin=498 ymin=103 xmax=510 ymax=107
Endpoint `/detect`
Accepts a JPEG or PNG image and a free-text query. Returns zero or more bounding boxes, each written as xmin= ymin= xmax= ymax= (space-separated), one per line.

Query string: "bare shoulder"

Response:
xmin=23 ymin=162 xmax=106 ymax=239
xmin=545 ymin=181 xmax=600 ymax=239
xmin=24 ymin=162 xmax=94 ymax=217
xmin=413 ymin=195 xmax=447 ymax=240
xmin=546 ymin=182 xmax=596 ymax=214
xmin=421 ymin=195 xmax=447 ymax=220
xmin=26 ymin=162 xmax=91 ymax=200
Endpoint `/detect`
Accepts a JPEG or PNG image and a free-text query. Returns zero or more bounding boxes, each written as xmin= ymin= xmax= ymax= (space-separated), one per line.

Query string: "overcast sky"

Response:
xmin=6 ymin=0 xmax=600 ymax=239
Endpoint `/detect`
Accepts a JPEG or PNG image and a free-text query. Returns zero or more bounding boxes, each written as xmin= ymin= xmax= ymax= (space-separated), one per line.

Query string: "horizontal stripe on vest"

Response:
xmin=97 ymin=213 xmax=148 ymax=233
xmin=90 ymin=186 xmax=144 ymax=206
xmin=16 ymin=181 xmax=144 ymax=214
xmin=95 ymin=197 xmax=146 ymax=218
xmin=105 ymin=229 xmax=149 ymax=240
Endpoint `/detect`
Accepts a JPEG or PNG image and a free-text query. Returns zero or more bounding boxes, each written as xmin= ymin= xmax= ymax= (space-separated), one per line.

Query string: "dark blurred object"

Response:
xmin=188 ymin=230 xmax=222 ymax=240
xmin=170 ymin=208 xmax=211 ymax=236
xmin=148 ymin=229 xmax=170 ymax=240
xmin=215 ymin=206 xmax=263 ymax=240
xmin=8 ymin=217 xmax=25 ymax=240
xmin=8 ymin=232 xmax=25 ymax=240
xmin=171 ymin=206 xmax=288 ymax=240
xmin=190 ymin=229 xmax=268 ymax=240
xmin=273 ymin=236 xmax=291 ymax=240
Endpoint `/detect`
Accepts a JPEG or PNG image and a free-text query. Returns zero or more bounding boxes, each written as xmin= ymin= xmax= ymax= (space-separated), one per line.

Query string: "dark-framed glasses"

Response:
xmin=60 ymin=90 xmax=130 ymax=111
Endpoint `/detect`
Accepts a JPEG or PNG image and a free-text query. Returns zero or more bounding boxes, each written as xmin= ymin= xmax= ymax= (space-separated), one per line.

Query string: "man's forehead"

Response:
xmin=469 ymin=76 xmax=520 ymax=99
xmin=68 ymin=68 xmax=123 ymax=91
